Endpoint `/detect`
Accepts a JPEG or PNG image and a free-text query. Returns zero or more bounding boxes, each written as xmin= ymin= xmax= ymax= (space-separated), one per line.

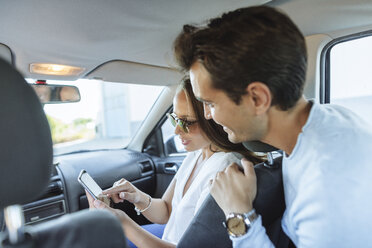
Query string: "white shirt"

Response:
xmin=233 ymin=102 xmax=372 ymax=247
xmin=162 ymin=150 xmax=241 ymax=244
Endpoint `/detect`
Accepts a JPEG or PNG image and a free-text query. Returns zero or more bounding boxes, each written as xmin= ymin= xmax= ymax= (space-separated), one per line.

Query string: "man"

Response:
xmin=173 ymin=6 xmax=372 ymax=248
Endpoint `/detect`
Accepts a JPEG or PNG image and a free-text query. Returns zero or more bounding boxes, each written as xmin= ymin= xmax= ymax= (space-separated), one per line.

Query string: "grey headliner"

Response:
xmin=0 ymin=0 xmax=268 ymax=82
xmin=1 ymin=0 xmax=372 ymax=84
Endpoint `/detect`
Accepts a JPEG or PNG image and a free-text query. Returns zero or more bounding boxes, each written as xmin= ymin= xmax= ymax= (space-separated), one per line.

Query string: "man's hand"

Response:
xmin=210 ymin=158 xmax=257 ymax=216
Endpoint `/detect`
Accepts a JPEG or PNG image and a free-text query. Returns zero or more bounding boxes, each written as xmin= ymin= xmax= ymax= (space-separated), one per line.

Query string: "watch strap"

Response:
xmin=243 ymin=209 xmax=258 ymax=225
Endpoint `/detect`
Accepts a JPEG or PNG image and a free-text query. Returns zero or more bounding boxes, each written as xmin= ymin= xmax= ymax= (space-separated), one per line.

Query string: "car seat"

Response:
xmin=177 ymin=142 xmax=292 ymax=248
xmin=0 ymin=57 xmax=127 ymax=248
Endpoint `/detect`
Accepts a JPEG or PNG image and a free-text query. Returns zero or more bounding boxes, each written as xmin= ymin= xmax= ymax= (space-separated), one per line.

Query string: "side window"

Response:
xmin=161 ymin=113 xmax=186 ymax=155
xmin=328 ymin=35 xmax=372 ymax=126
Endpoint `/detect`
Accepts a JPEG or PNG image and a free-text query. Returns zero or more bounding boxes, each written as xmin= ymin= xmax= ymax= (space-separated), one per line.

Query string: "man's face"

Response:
xmin=189 ymin=62 xmax=266 ymax=143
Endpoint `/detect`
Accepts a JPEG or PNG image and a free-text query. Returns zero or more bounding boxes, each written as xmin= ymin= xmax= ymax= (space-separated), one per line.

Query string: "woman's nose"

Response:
xmin=174 ymin=123 xmax=182 ymax=135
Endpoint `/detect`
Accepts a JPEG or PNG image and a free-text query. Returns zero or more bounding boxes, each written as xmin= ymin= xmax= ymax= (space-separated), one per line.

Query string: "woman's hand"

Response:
xmin=102 ymin=178 xmax=147 ymax=206
xmin=85 ymin=190 xmax=129 ymax=222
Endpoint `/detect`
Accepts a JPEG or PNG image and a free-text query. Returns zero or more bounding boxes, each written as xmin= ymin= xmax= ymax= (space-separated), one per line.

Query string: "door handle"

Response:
xmin=164 ymin=163 xmax=178 ymax=173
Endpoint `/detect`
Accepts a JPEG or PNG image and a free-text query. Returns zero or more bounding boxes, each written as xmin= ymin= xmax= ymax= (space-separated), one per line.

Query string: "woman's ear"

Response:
xmin=245 ymin=82 xmax=272 ymax=115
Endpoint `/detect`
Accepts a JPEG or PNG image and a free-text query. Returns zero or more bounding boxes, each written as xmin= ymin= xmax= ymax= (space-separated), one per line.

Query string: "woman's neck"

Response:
xmin=200 ymin=144 xmax=216 ymax=160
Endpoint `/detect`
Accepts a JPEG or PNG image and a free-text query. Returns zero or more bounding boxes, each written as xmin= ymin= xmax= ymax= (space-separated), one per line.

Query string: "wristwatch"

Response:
xmin=224 ymin=209 xmax=258 ymax=238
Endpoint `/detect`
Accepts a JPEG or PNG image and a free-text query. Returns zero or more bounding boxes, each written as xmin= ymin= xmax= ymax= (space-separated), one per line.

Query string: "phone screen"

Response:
xmin=78 ymin=170 xmax=103 ymax=199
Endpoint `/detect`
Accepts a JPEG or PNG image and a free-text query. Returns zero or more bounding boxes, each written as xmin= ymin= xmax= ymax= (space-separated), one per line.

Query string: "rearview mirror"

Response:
xmin=31 ymin=84 xmax=81 ymax=104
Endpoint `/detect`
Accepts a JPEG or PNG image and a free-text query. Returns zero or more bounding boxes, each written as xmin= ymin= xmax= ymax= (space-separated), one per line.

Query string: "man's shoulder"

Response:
xmin=316 ymin=103 xmax=367 ymax=126
xmin=307 ymin=103 xmax=372 ymax=141
xmin=291 ymin=103 xmax=372 ymax=170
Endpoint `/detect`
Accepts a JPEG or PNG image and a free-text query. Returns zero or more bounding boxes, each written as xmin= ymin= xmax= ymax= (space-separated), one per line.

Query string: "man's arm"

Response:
xmin=209 ymin=158 xmax=275 ymax=248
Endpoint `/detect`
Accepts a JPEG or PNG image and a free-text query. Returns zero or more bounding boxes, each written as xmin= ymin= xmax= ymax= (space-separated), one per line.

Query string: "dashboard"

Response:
xmin=22 ymin=165 xmax=66 ymax=225
xmin=0 ymin=147 xmax=183 ymax=232
xmin=19 ymin=149 xmax=158 ymax=227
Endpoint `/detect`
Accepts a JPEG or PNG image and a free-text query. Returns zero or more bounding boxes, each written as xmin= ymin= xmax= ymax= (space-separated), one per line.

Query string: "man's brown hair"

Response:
xmin=174 ymin=6 xmax=307 ymax=110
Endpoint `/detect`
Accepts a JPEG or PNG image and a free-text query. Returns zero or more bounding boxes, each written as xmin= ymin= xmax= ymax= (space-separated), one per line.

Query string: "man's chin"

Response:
xmin=227 ymin=133 xmax=242 ymax=144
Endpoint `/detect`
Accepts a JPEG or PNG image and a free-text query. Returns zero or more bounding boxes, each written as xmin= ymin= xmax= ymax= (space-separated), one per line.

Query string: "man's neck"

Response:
xmin=261 ymin=97 xmax=312 ymax=156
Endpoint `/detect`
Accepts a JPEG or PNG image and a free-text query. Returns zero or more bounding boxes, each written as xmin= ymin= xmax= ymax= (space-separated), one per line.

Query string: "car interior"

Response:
xmin=1 ymin=0 xmax=372 ymax=247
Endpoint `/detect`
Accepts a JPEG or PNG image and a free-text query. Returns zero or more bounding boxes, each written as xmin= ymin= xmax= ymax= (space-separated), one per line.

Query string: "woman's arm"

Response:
xmin=135 ymin=177 xmax=176 ymax=224
xmin=87 ymin=192 xmax=176 ymax=248
xmin=102 ymin=177 xmax=176 ymax=224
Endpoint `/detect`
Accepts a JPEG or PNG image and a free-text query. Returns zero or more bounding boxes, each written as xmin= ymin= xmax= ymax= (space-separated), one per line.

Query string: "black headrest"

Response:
xmin=0 ymin=58 xmax=53 ymax=209
xmin=32 ymin=210 xmax=127 ymax=248
xmin=242 ymin=140 xmax=278 ymax=153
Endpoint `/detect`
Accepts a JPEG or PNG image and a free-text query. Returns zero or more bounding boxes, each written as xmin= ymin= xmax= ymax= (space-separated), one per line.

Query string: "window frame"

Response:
xmin=320 ymin=30 xmax=372 ymax=104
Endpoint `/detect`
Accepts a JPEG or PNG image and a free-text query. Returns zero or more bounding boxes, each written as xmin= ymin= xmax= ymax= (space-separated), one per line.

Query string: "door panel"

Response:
xmin=152 ymin=155 xmax=186 ymax=198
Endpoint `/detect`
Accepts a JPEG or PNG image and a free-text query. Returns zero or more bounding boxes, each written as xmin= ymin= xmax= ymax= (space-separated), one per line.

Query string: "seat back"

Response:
xmin=0 ymin=44 xmax=12 ymax=65
xmin=0 ymin=57 xmax=127 ymax=248
xmin=177 ymin=155 xmax=290 ymax=248
xmin=0 ymin=58 xmax=53 ymax=208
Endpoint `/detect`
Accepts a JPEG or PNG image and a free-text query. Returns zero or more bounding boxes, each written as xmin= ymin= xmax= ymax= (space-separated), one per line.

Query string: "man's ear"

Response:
xmin=245 ymin=82 xmax=272 ymax=115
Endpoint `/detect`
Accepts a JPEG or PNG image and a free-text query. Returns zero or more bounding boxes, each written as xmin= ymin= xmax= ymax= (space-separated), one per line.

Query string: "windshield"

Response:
xmin=28 ymin=79 xmax=163 ymax=155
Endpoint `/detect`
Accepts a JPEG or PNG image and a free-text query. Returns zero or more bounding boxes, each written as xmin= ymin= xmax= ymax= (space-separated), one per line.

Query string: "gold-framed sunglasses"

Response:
xmin=166 ymin=113 xmax=198 ymax=133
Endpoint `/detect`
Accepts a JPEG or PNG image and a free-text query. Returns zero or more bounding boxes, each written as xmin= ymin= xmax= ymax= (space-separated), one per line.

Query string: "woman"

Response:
xmin=86 ymin=79 xmax=263 ymax=248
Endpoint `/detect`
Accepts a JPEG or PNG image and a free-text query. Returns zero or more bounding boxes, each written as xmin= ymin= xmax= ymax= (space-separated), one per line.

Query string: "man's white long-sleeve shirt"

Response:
xmin=232 ymin=102 xmax=372 ymax=247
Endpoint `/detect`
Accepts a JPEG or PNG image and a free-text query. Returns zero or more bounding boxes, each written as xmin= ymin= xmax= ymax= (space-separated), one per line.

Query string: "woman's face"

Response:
xmin=172 ymin=90 xmax=210 ymax=152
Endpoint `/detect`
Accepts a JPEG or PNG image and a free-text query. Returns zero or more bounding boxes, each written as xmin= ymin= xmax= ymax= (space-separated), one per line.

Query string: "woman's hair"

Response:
xmin=178 ymin=78 xmax=264 ymax=164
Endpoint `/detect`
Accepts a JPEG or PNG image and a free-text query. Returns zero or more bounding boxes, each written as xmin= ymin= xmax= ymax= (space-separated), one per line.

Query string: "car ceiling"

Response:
xmin=1 ymin=0 xmax=372 ymax=85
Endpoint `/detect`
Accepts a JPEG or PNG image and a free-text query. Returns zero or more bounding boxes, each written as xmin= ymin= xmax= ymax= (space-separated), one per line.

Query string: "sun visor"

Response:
xmin=0 ymin=43 xmax=13 ymax=65
xmin=85 ymin=60 xmax=183 ymax=86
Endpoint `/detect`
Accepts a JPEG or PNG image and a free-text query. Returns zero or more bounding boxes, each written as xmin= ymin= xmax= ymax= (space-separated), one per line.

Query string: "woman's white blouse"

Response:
xmin=162 ymin=150 xmax=242 ymax=244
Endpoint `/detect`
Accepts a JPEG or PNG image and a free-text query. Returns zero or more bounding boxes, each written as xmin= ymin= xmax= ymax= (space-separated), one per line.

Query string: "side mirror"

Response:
xmin=164 ymin=136 xmax=178 ymax=155
xmin=31 ymin=84 xmax=81 ymax=104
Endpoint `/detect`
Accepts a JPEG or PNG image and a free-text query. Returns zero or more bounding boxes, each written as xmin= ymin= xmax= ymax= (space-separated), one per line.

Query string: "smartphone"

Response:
xmin=78 ymin=169 xmax=103 ymax=200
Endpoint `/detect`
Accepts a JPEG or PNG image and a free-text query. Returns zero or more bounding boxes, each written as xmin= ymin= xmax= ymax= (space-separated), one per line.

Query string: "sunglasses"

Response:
xmin=166 ymin=113 xmax=198 ymax=133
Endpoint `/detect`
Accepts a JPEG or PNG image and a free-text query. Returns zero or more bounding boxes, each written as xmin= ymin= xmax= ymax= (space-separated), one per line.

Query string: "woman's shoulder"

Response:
xmin=211 ymin=151 xmax=242 ymax=166
xmin=198 ymin=152 xmax=241 ymax=178
xmin=218 ymin=151 xmax=242 ymax=160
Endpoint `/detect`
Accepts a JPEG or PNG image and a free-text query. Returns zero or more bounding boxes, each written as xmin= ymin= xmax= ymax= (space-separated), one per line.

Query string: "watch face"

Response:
xmin=227 ymin=216 xmax=247 ymax=236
